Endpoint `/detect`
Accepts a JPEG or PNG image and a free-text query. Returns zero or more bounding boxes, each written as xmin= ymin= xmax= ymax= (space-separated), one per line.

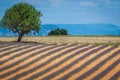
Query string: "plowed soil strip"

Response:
xmin=117 ymin=76 xmax=120 ymax=80
xmin=25 ymin=45 xmax=95 ymax=80
xmin=59 ymin=46 xmax=117 ymax=80
xmin=34 ymin=45 xmax=105 ymax=80
xmin=82 ymin=49 xmax=120 ymax=80
xmin=0 ymin=42 xmax=30 ymax=51
xmin=0 ymin=44 xmax=18 ymax=51
xmin=110 ymin=71 xmax=120 ymax=80
xmin=48 ymin=45 xmax=106 ymax=80
xmin=0 ymin=44 xmax=34 ymax=61
xmin=1 ymin=44 xmax=78 ymax=80
xmin=0 ymin=44 xmax=44 ymax=64
xmin=0 ymin=44 xmax=57 ymax=75
xmin=0 ymin=45 xmax=46 ymax=69
xmin=93 ymin=59 xmax=120 ymax=80
xmin=17 ymin=45 xmax=90 ymax=80
xmin=0 ymin=44 xmax=20 ymax=55
xmin=0 ymin=42 xmax=120 ymax=80
xmin=50 ymin=46 xmax=112 ymax=80
xmin=0 ymin=43 xmax=9 ymax=48
xmin=100 ymin=61 xmax=120 ymax=80
xmin=38 ymin=45 xmax=103 ymax=80
xmin=75 ymin=48 xmax=120 ymax=80
xmin=0 ymin=44 xmax=74 ymax=79
xmin=0 ymin=43 xmax=37 ymax=57
xmin=0 ymin=42 xmax=19 ymax=49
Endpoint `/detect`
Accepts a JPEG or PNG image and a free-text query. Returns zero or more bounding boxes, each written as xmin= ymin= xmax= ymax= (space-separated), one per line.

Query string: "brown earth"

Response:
xmin=0 ymin=42 xmax=120 ymax=80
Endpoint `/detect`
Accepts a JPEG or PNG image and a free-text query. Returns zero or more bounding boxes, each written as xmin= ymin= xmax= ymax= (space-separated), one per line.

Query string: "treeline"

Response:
xmin=48 ymin=28 xmax=68 ymax=36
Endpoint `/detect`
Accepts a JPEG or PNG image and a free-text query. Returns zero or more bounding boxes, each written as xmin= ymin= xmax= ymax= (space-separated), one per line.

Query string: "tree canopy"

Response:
xmin=48 ymin=28 xmax=68 ymax=36
xmin=1 ymin=2 xmax=42 ymax=41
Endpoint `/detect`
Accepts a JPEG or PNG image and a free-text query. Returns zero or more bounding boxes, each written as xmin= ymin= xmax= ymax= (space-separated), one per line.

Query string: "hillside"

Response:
xmin=56 ymin=24 xmax=120 ymax=36
xmin=0 ymin=24 xmax=120 ymax=36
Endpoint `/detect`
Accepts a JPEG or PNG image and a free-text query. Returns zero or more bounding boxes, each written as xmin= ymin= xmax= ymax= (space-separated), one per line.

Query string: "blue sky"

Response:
xmin=0 ymin=0 xmax=120 ymax=26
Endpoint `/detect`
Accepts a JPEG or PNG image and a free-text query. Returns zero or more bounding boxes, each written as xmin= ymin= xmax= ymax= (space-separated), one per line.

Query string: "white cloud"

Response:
xmin=28 ymin=0 xmax=42 ymax=4
xmin=98 ymin=0 xmax=120 ymax=7
xmin=16 ymin=0 xmax=43 ymax=5
xmin=49 ymin=0 xmax=64 ymax=7
xmin=79 ymin=1 xmax=99 ymax=7
xmin=104 ymin=0 xmax=111 ymax=4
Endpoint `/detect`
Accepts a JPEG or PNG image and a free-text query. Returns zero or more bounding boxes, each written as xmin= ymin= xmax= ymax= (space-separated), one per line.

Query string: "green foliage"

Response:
xmin=1 ymin=2 xmax=42 ymax=41
xmin=48 ymin=28 xmax=68 ymax=36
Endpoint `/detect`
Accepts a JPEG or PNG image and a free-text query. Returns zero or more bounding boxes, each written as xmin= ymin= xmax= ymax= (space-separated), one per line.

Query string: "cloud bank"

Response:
xmin=79 ymin=1 xmax=98 ymax=7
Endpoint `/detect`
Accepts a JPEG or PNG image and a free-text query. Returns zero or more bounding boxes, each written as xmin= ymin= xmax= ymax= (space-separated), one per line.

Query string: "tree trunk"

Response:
xmin=17 ymin=32 xmax=24 ymax=42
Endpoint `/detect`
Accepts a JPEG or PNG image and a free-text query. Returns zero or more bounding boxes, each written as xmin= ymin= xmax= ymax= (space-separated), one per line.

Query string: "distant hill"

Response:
xmin=0 ymin=23 xmax=17 ymax=36
xmin=55 ymin=24 xmax=120 ymax=36
xmin=0 ymin=23 xmax=120 ymax=36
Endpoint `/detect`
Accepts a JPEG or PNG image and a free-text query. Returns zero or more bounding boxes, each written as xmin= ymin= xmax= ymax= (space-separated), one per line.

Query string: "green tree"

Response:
xmin=48 ymin=28 xmax=68 ymax=35
xmin=1 ymin=2 xmax=42 ymax=42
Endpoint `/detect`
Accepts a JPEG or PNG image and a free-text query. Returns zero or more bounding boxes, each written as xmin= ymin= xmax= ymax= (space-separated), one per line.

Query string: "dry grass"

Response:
xmin=0 ymin=36 xmax=120 ymax=45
